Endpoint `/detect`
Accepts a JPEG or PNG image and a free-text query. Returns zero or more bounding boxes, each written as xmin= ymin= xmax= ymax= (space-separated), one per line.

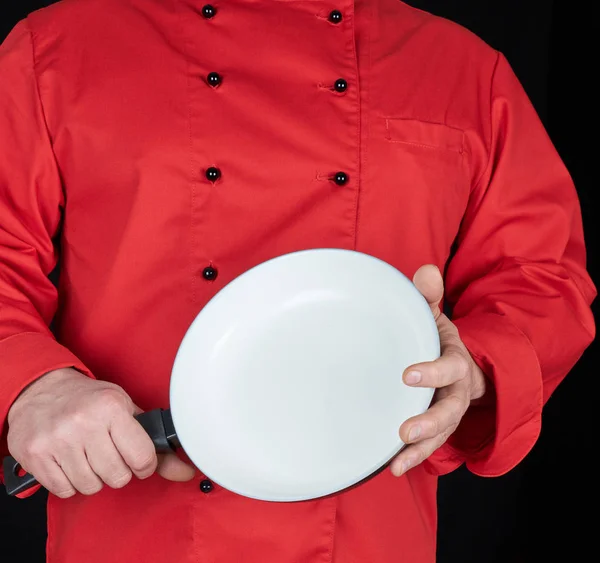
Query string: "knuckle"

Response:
xmin=23 ymin=438 xmax=49 ymax=460
xmin=51 ymin=419 xmax=80 ymax=443
xmin=447 ymin=393 xmax=466 ymax=413
xmin=443 ymin=337 xmax=461 ymax=356
xmin=415 ymin=446 xmax=428 ymax=464
xmin=447 ymin=326 xmax=461 ymax=344
xmin=428 ymin=363 xmax=441 ymax=384
xmin=97 ymin=388 xmax=130 ymax=413
xmin=454 ymin=354 xmax=471 ymax=380
xmin=47 ymin=409 xmax=91 ymax=440
xmin=130 ymin=450 xmax=157 ymax=474
xmin=429 ymin=417 xmax=441 ymax=436
xmin=67 ymin=409 xmax=93 ymax=430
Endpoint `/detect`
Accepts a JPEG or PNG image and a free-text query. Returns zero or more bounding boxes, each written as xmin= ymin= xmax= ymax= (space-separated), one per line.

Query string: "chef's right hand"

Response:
xmin=6 ymin=368 xmax=195 ymax=498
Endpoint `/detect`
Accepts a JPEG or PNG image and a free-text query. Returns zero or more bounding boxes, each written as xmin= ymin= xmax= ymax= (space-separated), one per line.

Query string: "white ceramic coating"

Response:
xmin=170 ymin=249 xmax=439 ymax=501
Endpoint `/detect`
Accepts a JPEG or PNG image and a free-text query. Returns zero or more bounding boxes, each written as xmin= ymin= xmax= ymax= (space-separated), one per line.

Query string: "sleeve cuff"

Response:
xmin=0 ymin=332 xmax=94 ymax=492
xmin=424 ymin=312 xmax=543 ymax=477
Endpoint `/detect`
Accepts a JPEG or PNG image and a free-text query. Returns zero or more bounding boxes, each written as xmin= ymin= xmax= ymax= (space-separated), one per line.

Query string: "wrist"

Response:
xmin=8 ymin=367 xmax=82 ymax=420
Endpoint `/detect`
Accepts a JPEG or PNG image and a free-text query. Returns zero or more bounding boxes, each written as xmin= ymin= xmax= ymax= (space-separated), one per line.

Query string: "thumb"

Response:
xmin=413 ymin=264 xmax=444 ymax=319
xmin=157 ymin=453 xmax=196 ymax=482
xmin=131 ymin=405 xmax=195 ymax=481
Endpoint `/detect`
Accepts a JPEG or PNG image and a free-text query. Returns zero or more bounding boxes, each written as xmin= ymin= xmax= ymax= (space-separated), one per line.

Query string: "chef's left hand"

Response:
xmin=390 ymin=264 xmax=488 ymax=477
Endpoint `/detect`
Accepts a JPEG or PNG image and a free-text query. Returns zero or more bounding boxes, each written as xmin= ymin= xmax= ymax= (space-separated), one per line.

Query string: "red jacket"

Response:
xmin=0 ymin=1 xmax=595 ymax=561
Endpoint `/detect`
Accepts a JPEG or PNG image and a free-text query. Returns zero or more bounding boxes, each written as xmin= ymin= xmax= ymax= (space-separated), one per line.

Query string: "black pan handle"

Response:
xmin=134 ymin=408 xmax=179 ymax=452
xmin=2 ymin=456 xmax=38 ymax=497
xmin=3 ymin=408 xmax=178 ymax=497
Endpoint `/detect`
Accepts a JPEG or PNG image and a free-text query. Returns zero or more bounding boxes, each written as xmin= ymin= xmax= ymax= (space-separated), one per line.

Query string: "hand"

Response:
xmin=7 ymin=368 xmax=195 ymax=498
xmin=390 ymin=265 xmax=487 ymax=477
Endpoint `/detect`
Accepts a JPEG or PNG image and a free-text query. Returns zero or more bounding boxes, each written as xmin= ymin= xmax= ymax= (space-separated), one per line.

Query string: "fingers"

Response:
xmin=85 ymin=434 xmax=132 ymax=490
xmin=389 ymin=435 xmax=446 ymax=477
xmin=123 ymin=406 xmax=195 ymax=482
xmin=7 ymin=368 xmax=195 ymax=497
xmin=403 ymin=347 xmax=471 ymax=389
xmin=110 ymin=413 xmax=158 ymax=480
xmin=398 ymin=388 xmax=468 ymax=445
xmin=403 ymin=312 xmax=471 ymax=388
xmin=8 ymin=435 xmax=100 ymax=498
xmin=391 ymin=272 xmax=477 ymax=479
xmin=392 ymin=384 xmax=470 ymax=477
xmin=413 ymin=264 xmax=444 ymax=319
xmin=26 ymin=417 xmax=160 ymax=496
xmin=113 ymin=411 xmax=194 ymax=482
xmin=22 ymin=458 xmax=76 ymax=499
xmin=57 ymin=447 xmax=104 ymax=496
xmin=6 ymin=381 xmax=162 ymax=498
xmin=156 ymin=453 xmax=196 ymax=482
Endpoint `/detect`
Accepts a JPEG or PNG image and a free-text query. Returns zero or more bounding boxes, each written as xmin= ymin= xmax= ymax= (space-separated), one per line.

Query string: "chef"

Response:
xmin=0 ymin=1 xmax=595 ymax=562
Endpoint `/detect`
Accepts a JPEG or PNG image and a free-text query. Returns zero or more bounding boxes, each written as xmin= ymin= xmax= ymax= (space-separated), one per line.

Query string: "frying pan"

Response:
xmin=4 ymin=249 xmax=439 ymax=501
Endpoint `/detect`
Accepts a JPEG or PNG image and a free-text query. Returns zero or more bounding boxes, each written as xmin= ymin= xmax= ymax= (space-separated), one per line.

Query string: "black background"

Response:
xmin=0 ymin=1 xmax=597 ymax=561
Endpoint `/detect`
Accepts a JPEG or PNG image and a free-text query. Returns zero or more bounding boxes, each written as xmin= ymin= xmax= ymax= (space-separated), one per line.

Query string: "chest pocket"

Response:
xmin=384 ymin=117 xmax=465 ymax=152
xmin=380 ymin=116 xmax=469 ymax=216
xmin=360 ymin=117 xmax=470 ymax=258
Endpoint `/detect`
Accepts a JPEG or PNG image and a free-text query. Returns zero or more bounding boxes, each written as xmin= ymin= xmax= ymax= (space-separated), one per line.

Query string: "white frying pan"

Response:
xmin=4 ymin=249 xmax=439 ymax=501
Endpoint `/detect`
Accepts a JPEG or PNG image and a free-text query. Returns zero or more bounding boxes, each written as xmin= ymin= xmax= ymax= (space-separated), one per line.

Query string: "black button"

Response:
xmin=202 ymin=266 xmax=218 ymax=281
xmin=334 ymin=78 xmax=347 ymax=93
xmin=205 ymin=167 xmax=221 ymax=182
xmin=202 ymin=4 xmax=216 ymax=19
xmin=333 ymin=172 xmax=349 ymax=186
xmin=207 ymin=72 xmax=222 ymax=87
xmin=328 ymin=10 xmax=343 ymax=23
xmin=200 ymin=479 xmax=214 ymax=493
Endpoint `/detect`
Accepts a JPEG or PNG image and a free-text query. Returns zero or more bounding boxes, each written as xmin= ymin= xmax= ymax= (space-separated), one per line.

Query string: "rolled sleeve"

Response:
xmin=451 ymin=313 xmax=542 ymax=476
xmin=423 ymin=51 xmax=595 ymax=476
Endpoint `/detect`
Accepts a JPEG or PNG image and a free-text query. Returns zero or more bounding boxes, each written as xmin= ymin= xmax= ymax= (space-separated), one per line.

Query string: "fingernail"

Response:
xmin=401 ymin=459 xmax=412 ymax=474
xmin=405 ymin=371 xmax=422 ymax=385
xmin=408 ymin=425 xmax=421 ymax=442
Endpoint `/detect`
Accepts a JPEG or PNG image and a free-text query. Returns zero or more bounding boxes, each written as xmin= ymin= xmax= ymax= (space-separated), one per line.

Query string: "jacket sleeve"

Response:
xmin=425 ymin=52 xmax=596 ymax=477
xmin=0 ymin=19 xmax=94 ymax=487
